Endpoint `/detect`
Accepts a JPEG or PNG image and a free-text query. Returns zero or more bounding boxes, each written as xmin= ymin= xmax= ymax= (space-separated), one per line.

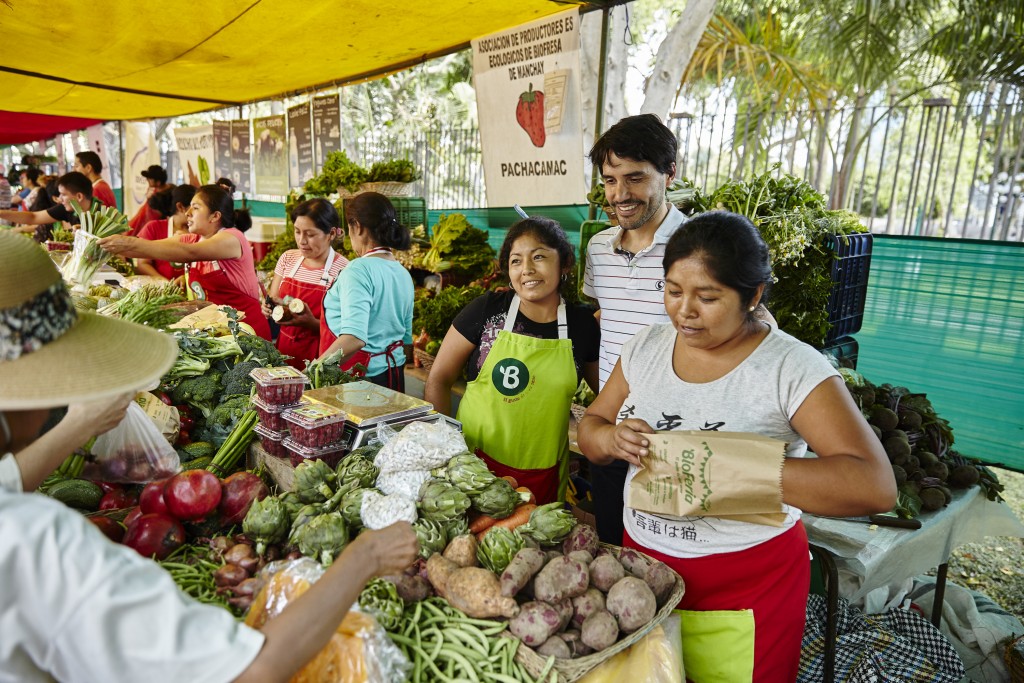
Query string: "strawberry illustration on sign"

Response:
xmin=516 ymin=83 xmax=546 ymax=147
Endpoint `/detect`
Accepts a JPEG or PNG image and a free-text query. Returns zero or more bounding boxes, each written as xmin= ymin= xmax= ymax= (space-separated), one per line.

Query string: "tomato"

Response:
xmin=123 ymin=513 xmax=185 ymax=560
xmin=99 ymin=488 xmax=136 ymax=510
xmin=178 ymin=414 xmax=195 ymax=431
xmin=89 ymin=517 xmax=126 ymax=543
xmin=164 ymin=470 xmax=222 ymax=521
xmin=176 ymin=429 xmax=191 ymax=446
xmin=139 ymin=479 xmax=170 ymax=515
xmin=123 ymin=505 xmax=144 ymax=528
xmin=155 ymin=391 xmax=174 ymax=406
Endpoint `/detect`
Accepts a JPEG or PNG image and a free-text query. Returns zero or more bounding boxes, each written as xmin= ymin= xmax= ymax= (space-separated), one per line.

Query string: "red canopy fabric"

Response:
xmin=0 ymin=111 xmax=102 ymax=145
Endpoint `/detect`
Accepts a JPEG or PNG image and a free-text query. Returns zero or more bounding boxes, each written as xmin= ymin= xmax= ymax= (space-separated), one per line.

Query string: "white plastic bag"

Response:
xmin=373 ymin=420 xmax=468 ymax=474
xmin=82 ymin=401 xmax=181 ymax=483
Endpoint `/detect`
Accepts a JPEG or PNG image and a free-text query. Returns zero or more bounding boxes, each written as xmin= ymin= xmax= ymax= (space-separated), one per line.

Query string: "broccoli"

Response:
xmin=164 ymin=354 xmax=211 ymax=382
xmin=168 ymin=372 xmax=223 ymax=419
xmin=199 ymin=394 xmax=252 ymax=446
xmin=236 ymin=334 xmax=290 ymax=367
xmin=222 ymin=359 xmax=262 ymax=397
xmin=304 ymin=350 xmax=364 ymax=389
xmin=174 ymin=331 xmax=243 ymax=361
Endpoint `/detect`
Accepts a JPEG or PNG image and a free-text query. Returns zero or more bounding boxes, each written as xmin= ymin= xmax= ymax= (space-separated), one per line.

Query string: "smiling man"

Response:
xmin=582 ymin=114 xmax=684 ymax=544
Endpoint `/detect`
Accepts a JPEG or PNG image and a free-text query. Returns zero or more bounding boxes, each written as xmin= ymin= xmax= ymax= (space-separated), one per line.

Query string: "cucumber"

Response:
xmin=47 ymin=479 xmax=104 ymax=511
xmin=182 ymin=456 xmax=213 ymax=471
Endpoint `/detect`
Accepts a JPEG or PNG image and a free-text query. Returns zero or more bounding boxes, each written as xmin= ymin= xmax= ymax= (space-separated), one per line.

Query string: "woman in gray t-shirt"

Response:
xmin=578 ymin=211 xmax=895 ymax=683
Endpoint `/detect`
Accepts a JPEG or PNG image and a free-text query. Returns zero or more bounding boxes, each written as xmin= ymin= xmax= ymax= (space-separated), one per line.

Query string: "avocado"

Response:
xmin=869 ymin=405 xmax=899 ymax=432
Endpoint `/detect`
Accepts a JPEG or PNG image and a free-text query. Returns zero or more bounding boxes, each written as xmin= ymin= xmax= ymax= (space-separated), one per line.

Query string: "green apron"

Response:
xmin=456 ymin=295 xmax=576 ymax=504
xmin=676 ymin=609 xmax=756 ymax=682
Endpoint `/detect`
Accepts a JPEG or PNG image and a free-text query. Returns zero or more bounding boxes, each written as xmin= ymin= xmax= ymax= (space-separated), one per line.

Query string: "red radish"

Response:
xmin=89 ymin=517 xmax=125 ymax=543
xmin=139 ymin=479 xmax=170 ymax=515
xmin=123 ymin=513 xmax=185 ymax=560
xmin=99 ymin=488 xmax=136 ymax=511
xmin=163 ymin=470 xmax=222 ymax=521
xmin=218 ymin=472 xmax=270 ymax=525
xmin=123 ymin=506 xmax=144 ymax=528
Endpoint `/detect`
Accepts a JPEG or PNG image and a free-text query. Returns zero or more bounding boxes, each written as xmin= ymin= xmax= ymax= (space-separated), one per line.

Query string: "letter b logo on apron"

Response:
xmin=492 ymin=358 xmax=530 ymax=397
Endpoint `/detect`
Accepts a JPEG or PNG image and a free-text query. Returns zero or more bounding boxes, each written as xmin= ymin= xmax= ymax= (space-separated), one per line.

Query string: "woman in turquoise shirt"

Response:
xmin=318 ymin=192 xmax=414 ymax=392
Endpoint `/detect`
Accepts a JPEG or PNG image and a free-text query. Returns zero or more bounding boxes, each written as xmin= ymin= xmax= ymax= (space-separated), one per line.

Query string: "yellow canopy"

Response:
xmin=0 ymin=1 xmax=589 ymax=120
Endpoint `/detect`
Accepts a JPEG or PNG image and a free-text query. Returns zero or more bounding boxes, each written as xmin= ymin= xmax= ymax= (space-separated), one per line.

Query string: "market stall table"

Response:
xmin=803 ymin=486 xmax=1024 ymax=623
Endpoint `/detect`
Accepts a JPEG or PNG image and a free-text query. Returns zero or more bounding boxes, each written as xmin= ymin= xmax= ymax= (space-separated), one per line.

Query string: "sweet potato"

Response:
xmin=617 ymin=547 xmax=652 ymax=579
xmin=571 ymin=588 xmax=606 ymax=628
xmin=606 ymin=576 xmax=657 ymax=633
xmin=567 ymin=550 xmax=594 ymax=565
xmin=442 ymin=534 xmax=479 ymax=568
xmin=425 ymin=553 xmax=459 ymax=599
xmin=500 ymin=547 xmax=547 ymax=597
xmin=562 ymin=523 xmax=599 ymax=556
xmin=445 ymin=567 xmax=520 ymax=619
xmin=534 ymin=556 xmax=589 ymax=603
xmin=589 ymin=554 xmax=626 ymax=592
xmin=581 ymin=610 xmax=619 ymax=651
xmin=536 ymin=635 xmax=572 ymax=659
xmin=510 ymin=601 xmax=563 ymax=646
xmin=645 ymin=560 xmax=678 ymax=607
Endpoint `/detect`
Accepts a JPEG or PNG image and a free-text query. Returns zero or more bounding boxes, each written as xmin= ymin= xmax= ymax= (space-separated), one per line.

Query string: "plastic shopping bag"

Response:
xmin=81 ymin=401 xmax=181 ymax=483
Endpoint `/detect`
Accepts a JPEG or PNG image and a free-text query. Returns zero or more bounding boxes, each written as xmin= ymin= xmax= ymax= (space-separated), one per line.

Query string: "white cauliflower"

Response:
xmin=360 ymin=490 xmax=418 ymax=530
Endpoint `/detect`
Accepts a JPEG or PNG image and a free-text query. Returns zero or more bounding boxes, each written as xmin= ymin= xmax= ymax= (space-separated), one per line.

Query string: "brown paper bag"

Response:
xmin=135 ymin=391 xmax=180 ymax=446
xmin=627 ymin=431 xmax=788 ymax=526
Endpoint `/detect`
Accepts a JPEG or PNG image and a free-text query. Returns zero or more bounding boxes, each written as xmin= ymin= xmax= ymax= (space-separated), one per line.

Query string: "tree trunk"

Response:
xmin=639 ymin=0 xmax=718 ymax=118
xmin=832 ymin=91 xmax=868 ymax=209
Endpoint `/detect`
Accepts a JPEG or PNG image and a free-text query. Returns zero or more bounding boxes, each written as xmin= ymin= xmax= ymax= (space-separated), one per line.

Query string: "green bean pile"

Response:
xmin=388 ymin=598 xmax=555 ymax=683
xmin=159 ymin=544 xmax=234 ymax=614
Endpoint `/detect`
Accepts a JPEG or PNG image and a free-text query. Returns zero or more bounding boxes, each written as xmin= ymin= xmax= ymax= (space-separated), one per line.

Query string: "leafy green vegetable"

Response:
xmin=365 ymin=159 xmax=420 ymax=183
xmin=303 ymin=150 xmax=367 ymax=195
xmin=413 ymin=285 xmax=484 ymax=341
xmin=417 ymin=213 xmax=495 ymax=280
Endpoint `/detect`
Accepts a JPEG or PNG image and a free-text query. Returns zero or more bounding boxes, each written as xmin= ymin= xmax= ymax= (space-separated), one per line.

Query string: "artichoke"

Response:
xmin=242 ymin=496 xmax=289 ymax=555
xmin=413 ymin=518 xmax=448 ymax=559
xmin=336 ymin=454 xmax=379 ymax=490
xmin=288 ymin=503 xmax=323 ymax=544
xmin=517 ymin=502 xmax=576 ymax=546
xmin=443 ymin=452 xmax=497 ymax=495
xmin=418 ymin=479 xmax=471 ymax=523
xmin=340 ymin=487 xmax=377 ymax=531
xmin=294 ymin=511 xmax=349 ymax=567
xmin=476 ymin=526 xmax=525 ymax=574
xmin=349 ymin=443 xmax=383 ymax=462
xmin=358 ymin=578 xmax=404 ymax=631
xmin=293 ymin=459 xmax=337 ymax=504
xmin=442 ymin=515 xmax=470 ymax=540
xmin=470 ymin=477 xmax=519 ymax=519
xmin=278 ymin=491 xmax=306 ymax=521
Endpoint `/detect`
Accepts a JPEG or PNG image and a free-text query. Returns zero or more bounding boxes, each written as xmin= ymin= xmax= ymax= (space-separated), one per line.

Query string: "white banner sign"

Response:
xmin=173 ymin=125 xmax=213 ymax=187
xmin=123 ymin=122 xmax=159 ymax=218
xmin=471 ymin=8 xmax=586 ymax=207
xmin=85 ymin=124 xmax=113 ymax=187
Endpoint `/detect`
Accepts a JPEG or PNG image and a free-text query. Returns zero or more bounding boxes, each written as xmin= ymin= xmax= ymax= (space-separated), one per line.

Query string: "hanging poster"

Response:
xmin=173 ymin=125 xmax=213 ymax=187
xmin=313 ymin=94 xmax=342 ymax=169
xmin=253 ymin=115 xmax=288 ymax=196
xmin=213 ymin=121 xmax=232 ymax=185
xmin=230 ymin=120 xmax=252 ymax=194
xmin=123 ymin=122 xmax=159 ymax=218
xmin=288 ymin=102 xmax=314 ymax=188
xmin=85 ymin=124 xmax=114 ymax=188
xmin=471 ymin=8 xmax=586 ymax=207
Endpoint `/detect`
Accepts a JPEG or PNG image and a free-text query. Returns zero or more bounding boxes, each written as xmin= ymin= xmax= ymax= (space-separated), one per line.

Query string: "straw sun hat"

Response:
xmin=0 ymin=232 xmax=178 ymax=409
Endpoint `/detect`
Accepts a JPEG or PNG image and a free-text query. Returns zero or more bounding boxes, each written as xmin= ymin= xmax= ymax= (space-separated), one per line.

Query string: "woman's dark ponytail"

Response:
xmin=346 ymin=191 xmax=410 ymax=250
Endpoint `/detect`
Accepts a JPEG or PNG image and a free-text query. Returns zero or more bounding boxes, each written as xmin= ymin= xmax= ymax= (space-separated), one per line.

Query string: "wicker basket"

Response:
xmin=335 ymin=185 xmax=359 ymax=198
xmin=360 ymin=181 xmax=413 ymax=197
xmin=413 ymin=347 xmax=436 ymax=371
xmin=514 ymin=544 xmax=685 ymax=682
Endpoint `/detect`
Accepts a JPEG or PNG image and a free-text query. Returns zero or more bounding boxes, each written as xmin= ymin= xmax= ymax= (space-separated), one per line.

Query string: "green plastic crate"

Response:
xmin=341 ymin=196 xmax=428 ymax=232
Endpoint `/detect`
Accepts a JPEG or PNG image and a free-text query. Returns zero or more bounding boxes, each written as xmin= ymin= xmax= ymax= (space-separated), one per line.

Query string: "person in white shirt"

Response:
xmin=0 ymin=231 xmax=418 ymax=683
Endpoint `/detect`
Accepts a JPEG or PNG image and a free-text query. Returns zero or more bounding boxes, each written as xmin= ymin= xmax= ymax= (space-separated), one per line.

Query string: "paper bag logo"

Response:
xmin=492 ymin=359 xmax=530 ymax=397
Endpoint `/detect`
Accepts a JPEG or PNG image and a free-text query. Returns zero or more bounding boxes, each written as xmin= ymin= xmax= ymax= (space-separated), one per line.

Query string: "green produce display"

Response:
xmin=416 ymin=213 xmax=496 ymax=280
xmin=413 ymin=285 xmax=485 ymax=342
xmin=62 ymin=200 xmax=130 ymax=286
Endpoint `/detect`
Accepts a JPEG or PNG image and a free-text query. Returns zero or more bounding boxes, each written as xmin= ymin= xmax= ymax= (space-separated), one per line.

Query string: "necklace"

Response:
xmin=363 ymin=247 xmax=392 ymax=258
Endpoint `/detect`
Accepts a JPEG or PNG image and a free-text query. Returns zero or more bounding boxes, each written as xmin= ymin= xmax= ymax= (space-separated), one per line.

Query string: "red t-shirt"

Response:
xmin=92 ymin=179 xmax=117 ymax=208
xmin=128 ymin=202 xmax=162 ymax=235
xmin=179 ymin=229 xmax=262 ymax=301
xmin=136 ymin=219 xmax=185 ymax=280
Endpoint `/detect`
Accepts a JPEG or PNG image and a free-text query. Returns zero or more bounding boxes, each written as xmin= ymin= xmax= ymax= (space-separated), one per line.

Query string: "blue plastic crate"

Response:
xmin=824 ymin=233 xmax=873 ymax=344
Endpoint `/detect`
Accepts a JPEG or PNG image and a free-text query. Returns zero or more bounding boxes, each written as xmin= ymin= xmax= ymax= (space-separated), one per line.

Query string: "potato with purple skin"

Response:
xmin=581 ymin=610 xmax=620 ymax=651
xmin=510 ymin=601 xmax=564 ymax=646
xmin=534 ymin=556 xmax=590 ymax=603
xmin=617 ymin=547 xmax=652 ymax=579
xmin=645 ymin=560 xmax=678 ymax=607
xmin=536 ymin=635 xmax=572 ymax=659
xmin=606 ymin=576 xmax=657 ymax=633
xmin=553 ymin=598 xmax=573 ymax=632
xmin=571 ymin=588 xmax=606 ymax=628
xmin=567 ymin=550 xmax=594 ymax=565
xmin=500 ymin=546 xmax=547 ymax=597
xmin=561 ymin=629 xmax=594 ymax=657
xmin=562 ymin=523 xmax=599 ymax=556
xmin=589 ymin=554 xmax=626 ymax=592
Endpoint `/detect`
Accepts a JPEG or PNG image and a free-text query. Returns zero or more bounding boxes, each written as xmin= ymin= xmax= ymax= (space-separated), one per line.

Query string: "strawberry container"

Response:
xmin=282 ymin=402 xmax=348 ymax=449
xmin=283 ymin=436 xmax=347 ymax=468
xmin=253 ymin=423 xmax=289 ymax=458
xmin=252 ymin=394 xmax=305 ymax=431
xmin=249 ymin=366 xmax=308 ymax=405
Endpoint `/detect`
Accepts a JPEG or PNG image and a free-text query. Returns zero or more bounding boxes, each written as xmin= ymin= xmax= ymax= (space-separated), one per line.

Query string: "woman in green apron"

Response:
xmin=425 ymin=217 xmax=599 ymax=504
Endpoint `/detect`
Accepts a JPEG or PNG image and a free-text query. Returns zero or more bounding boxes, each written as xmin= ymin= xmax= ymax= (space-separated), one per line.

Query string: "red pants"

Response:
xmin=624 ymin=520 xmax=810 ymax=683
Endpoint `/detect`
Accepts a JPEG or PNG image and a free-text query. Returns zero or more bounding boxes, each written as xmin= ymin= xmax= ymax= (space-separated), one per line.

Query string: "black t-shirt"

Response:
xmin=452 ymin=289 xmax=600 ymax=383
xmin=45 ymin=204 xmax=79 ymax=225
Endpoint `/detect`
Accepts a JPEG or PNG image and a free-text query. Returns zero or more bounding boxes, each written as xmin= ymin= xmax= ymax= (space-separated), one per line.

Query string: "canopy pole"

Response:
xmin=588 ymin=7 xmax=611 ymax=222
xmin=118 ymin=121 xmax=126 ymax=213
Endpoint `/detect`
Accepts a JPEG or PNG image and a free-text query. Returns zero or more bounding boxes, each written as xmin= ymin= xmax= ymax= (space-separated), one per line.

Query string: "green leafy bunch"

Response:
xmin=304 ymin=150 xmax=367 ymax=195
xmin=413 ymin=284 xmax=485 ymax=341
xmin=365 ymin=159 xmax=419 ymax=183
xmin=416 ymin=213 xmax=495 ymax=280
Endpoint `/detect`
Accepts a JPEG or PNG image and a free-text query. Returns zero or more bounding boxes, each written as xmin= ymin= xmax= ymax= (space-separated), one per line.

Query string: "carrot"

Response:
xmin=475 ymin=503 xmax=537 ymax=541
xmin=515 ymin=486 xmax=536 ymax=505
xmin=500 ymin=475 xmax=519 ymax=489
xmin=468 ymin=510 xmax=500 ymax=535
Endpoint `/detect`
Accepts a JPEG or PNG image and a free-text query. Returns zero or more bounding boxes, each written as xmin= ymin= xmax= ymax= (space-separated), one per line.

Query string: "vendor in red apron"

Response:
xmin=424 ymin=217 xmax=599 ymax=505
xmin=260 ymin=198 xmax=348 ymax=369
xmin=98 ymin=184 xmax=272 ymax=340
xmin=318 ymin=192 xmax=414 ymax=392
xmin=132 ymin=185 xmax=195 ymax=281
